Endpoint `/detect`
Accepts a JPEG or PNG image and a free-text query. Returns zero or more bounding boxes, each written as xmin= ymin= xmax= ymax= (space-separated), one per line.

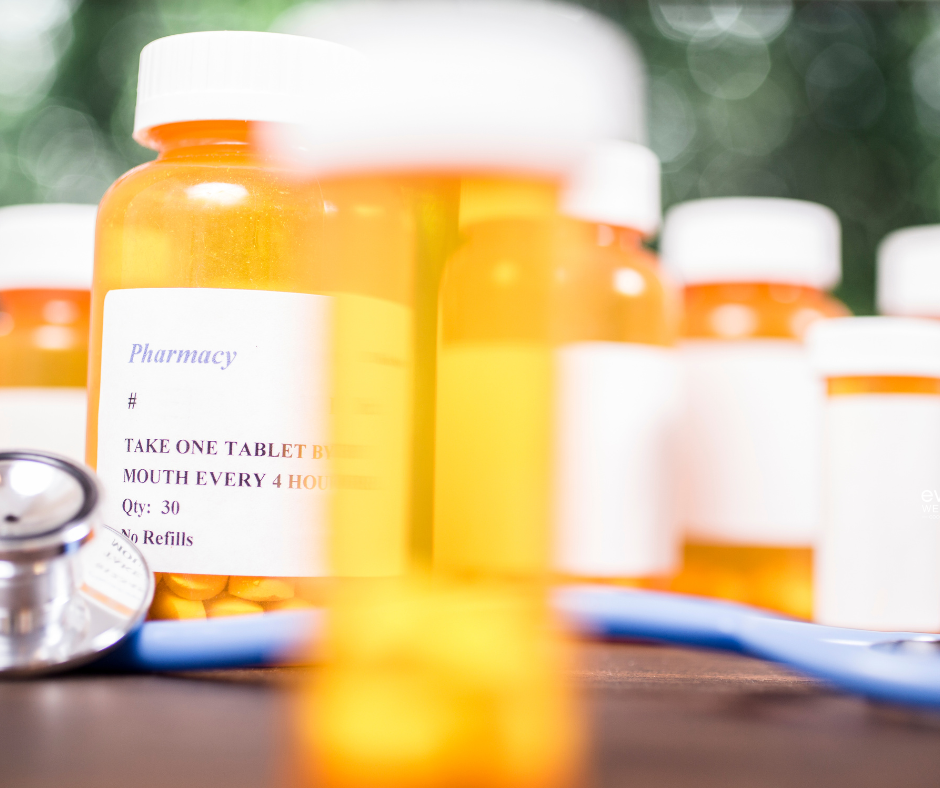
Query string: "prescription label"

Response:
xmin=96 ymin=288 xmax=330 ymax=576
xmin=816 ymin=395 xmax=940 ymax=631
xmin=0 ymin=387 xmax=86 ymax=462
xmin=553 ymin=342 xmax=681 ymax=577
xmin=679 ymin=339 xmax=823 ymax=546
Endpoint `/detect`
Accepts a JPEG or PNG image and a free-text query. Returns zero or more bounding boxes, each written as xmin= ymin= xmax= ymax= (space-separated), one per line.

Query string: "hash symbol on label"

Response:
xmin=127 ymin=393 xmax=137 ymax=410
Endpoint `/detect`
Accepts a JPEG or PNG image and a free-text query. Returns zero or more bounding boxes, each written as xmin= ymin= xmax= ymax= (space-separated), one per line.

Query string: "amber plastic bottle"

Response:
xmin=552 ymin=141 xmax=679 ymax=588
xmin=435 ymin=177 xmax=562 ymax=578
xmin=662 ymin=198 xmax=848 ymax=619
xmin=267 ymin=2 xmax=652 ymax=785
xmin=89 ymin=32 xmax=414 ymax=619
xmin=0 ymin=205 xmax=95 ymax=462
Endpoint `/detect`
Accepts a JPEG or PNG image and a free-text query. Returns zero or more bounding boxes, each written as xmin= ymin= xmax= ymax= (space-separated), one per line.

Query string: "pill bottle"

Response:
xmin=272 ymin=3 xmax=641 ymax=786
xmin=88 ymin=31 xmax=414 ymax=620
xmin=0 ymin=204 xmax=94 ymax=462
xmin=274 ymin=0 xmax=646 ymax=581
xmin=434 ymin=177 xmax=562 ymax=578
xmin=877 ymin=224 xmax=940 ymax=319
xmin=808 ymin=317 xmax=940 ymax=631
xmin=661 ymin=198 xmax=847 ymax=618
xmin=551 ymin=140 xmax=680 ymax=587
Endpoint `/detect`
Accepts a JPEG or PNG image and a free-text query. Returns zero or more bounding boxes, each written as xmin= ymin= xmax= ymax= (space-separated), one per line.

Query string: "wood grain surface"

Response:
xmin=1 ymin=642 xmax=939 ymax=788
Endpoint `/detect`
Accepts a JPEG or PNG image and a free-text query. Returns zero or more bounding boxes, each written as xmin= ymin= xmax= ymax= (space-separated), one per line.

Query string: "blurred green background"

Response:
xmin=0 ymin=1 xmax=933 ymax=314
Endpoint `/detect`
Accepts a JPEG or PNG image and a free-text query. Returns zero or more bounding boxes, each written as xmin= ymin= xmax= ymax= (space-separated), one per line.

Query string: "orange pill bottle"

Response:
xmin=270 ymin=3 xmax=649 ymax=786
xmin=808 ymin=317 xmax=940 ymax=631
xmin=0 ymin=205 xmax=94 ymax=462
xmin=552 ymin=141 xmax=680 ymax=587
xmin=662 ymin=198 xmax=847 ymax=618
xmin=88 ymin=32 xmax=411 ymax=620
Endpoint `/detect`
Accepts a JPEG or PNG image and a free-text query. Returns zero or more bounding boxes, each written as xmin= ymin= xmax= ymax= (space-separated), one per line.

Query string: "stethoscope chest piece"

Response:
xmin=0 ymin=451 xmax=153 ymax=676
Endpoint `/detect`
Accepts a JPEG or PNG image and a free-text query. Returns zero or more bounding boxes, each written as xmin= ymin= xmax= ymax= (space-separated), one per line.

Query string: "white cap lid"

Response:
xmin=133 ymin=31 xmax=363 ymax=143
xmin=877 ymin=225 xmax=940 ymax=317
xmin=560 ymin=141 xmax=661 ymax=234
xmin=660 ymin=197 xmax=841 ymax=289
xmin=0 ymin=204 xmax=96 ymax=291
xmin=807 ymin=317 xmax=940 ymax=379
xmin=266 ymin=0 xmax=646 ymax=176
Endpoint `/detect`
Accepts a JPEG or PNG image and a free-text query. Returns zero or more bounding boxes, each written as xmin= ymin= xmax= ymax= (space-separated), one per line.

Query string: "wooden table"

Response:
xmin=2 ymin=642 xmax=939 ymax=788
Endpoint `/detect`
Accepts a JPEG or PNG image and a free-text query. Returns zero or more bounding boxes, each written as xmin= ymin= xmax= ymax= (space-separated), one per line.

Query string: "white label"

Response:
xmin=679 ymin=339 xmax=823 ymax=546
xmin=553 ymin=342 xmax=681 ymax=577
xmin=96 ymin=288 xmax=330 ymax=577
xmin=816 ymin=395 xmax=940 ymax=631
xmin=0 ymin=387 xmax=86 ymax=462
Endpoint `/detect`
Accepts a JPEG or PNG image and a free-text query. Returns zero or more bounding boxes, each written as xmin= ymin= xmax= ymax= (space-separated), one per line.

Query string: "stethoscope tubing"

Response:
xmin=93 ymin=586 xmax=940 ymax=710
xmin=557 ymin=586 xmax=940 ymax=709
xmin=95 ymin=609 xmax=321 ymax=672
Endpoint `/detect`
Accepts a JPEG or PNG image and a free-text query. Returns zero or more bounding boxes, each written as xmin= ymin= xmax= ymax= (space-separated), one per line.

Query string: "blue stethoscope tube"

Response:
xmin=556 ymin=586 xmax=940 ymax=709
xmin=95 ymin=587 xmax=940 ymax=711
xmin=96 ymin=609 xmax=321 ymax=671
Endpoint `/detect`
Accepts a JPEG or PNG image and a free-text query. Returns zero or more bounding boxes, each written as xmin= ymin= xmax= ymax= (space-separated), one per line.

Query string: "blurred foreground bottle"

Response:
xmin=808 ymin=318 xmax=940 ymax=631
xmin=0 ymin=205 xmax=94 ymax=462
xmin=662 ymin=198 xmax=847 ymax=619
xmin=877 ymin=225 xmax=940 ymax=319
xmin=273 ymin=1 xmax=646 ymax=785
xmin=89 ymin=31 xmax=411 ymax=621
xmin=311 ymin=576 xmax=579 ymax=788
xmin=552 ymin=141 xmax=680 ymax=588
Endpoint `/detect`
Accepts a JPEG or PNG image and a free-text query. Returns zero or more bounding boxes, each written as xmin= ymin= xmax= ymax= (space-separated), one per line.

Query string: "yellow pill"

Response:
xmin=205 ymin=594 xmax=264 ymax=618
xmin=149 ymin=585 xmax=206 ymax=620
xmin=263 ymin=597 xmax=316 ymax=612
xmin=228 ymin=576 xmax=295 ymax=602
xmin=164 ymin=573 xmax=229 ymax=601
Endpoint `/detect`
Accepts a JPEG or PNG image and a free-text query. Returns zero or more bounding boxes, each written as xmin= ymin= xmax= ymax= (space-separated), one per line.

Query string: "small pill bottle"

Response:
xmin=434 ymin=177 xmax=562 ymax=578
xmin=0 ymin=204 xmax=94 ymax=462
xmin=661 ymin=198 xmax=847 ymax=618
xmin=807 ymin=317 xmax=940 ymax=632
xmin=89 ymin=31 xmax=414 ymax=620
xmin=551 ymin=140 xmax=680 ymax=587
xmin=877 ymin=225 xmax=940 ymax=319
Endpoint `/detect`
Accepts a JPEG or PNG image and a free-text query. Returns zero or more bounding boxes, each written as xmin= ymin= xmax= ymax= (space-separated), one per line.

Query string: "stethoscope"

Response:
xmin=0 ymin=450 xmax=152 ymax=675
xmin=5 ymin=451 xmax=940 ymax=713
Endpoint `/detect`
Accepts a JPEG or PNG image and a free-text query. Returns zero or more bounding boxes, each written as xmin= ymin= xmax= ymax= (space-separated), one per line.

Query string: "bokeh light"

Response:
xmin=0 ymin=0 xmax=74 ymax=119
xmin=0 ymin=0 xmax=937 ymax=315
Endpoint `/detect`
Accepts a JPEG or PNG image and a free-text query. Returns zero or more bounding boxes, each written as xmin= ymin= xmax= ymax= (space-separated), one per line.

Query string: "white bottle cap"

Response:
xmin=807 ymin=317 xmax=940 ymax=379
xmin=266 ymin=0 xmax=646 ymax=176
xmin=560 ymin=141 xmax=661 ymax=235
xmin=0 ymin=204 xmax=96 ymax=291
xmin=660 ymin=197 xmax=841 ymax=289
xmin=133 ymin=30 xmax=363 ymax=143
xmin=877 ymin=225 xmax=940 ymax=317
